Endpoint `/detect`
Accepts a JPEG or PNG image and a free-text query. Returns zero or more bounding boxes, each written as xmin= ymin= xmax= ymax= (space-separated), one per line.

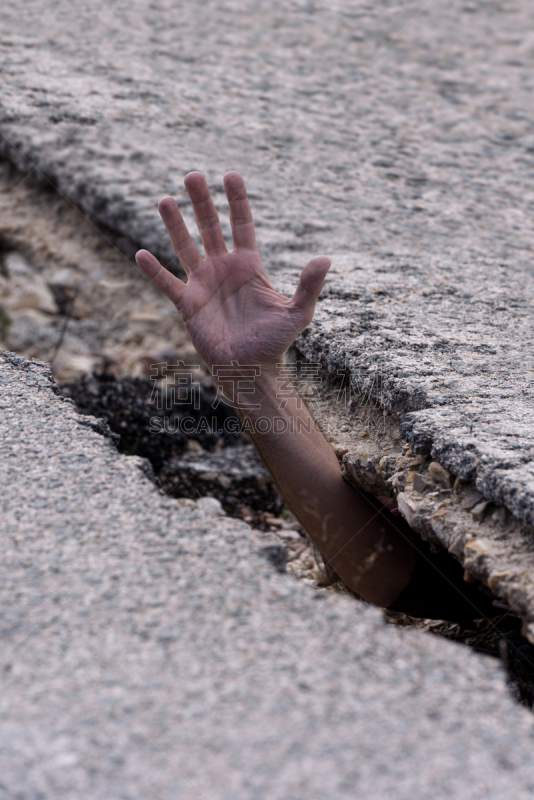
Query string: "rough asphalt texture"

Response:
xmin=2 ymin=349 xmax=534 ymax=799
xmin=0 ymin=0 xmax=533 ymax=538
xmin=1 ymin=0 xmax=534 ymax=795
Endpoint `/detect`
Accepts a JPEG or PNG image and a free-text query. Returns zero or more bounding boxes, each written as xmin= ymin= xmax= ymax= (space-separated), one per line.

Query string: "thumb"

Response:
xmin=289 ymin=256 xmax=330 ymax=322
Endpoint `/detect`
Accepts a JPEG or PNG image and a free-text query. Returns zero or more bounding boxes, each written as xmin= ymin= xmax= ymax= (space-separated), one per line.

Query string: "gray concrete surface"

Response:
xmin=2 ymin=2 xmax=534 ymax=794
xmin=0 ymin=1 xmax=533 ymax=627
xmin=2 ymin=348 xmax=534 ymax=799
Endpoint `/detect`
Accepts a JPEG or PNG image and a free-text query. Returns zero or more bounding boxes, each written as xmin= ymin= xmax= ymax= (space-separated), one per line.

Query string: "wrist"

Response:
xmin=211 ymin=360 xmax=291 ymax=413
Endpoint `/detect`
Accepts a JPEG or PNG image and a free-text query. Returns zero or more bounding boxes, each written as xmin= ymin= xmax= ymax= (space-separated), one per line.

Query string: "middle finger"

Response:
xmin=184 ymin=172 xmax=228 ymax=256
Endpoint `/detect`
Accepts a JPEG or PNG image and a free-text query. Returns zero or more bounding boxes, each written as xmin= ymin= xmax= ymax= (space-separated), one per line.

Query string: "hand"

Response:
xmin=135 ymin=171 xmax=330 ymax=374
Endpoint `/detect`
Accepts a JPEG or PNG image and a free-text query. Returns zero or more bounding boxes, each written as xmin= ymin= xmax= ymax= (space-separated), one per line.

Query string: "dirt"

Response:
xmin=60 ymin=370 xmax=283 ymax=521
xmin=0 ymin=158 xmax=194 ymax=382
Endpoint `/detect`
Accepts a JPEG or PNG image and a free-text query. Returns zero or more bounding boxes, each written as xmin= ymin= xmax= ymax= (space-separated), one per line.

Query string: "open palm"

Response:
xmin=135 ymin=171 xmax=330 ymax=372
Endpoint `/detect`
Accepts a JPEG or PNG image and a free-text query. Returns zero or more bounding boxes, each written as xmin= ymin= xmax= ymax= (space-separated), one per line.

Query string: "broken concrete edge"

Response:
xmin=0 ymin=144 xmax=182 ymax=274
xmin=0 ymin=143 xmax=166 ymax=271
xmin=1 ymin=348 xmax=120 ymax=435
xmin=8 ymin=346 xmax=534 ymax=799
xmin=10 ymin=342 xmax=532 ymax=642
xmin=290 ymin=343 xmax=534 ymax=644
xmin=6 ymin=340 xmax=532 ymax=647
xmin=0 ymin=347 xmax=292 ymax=567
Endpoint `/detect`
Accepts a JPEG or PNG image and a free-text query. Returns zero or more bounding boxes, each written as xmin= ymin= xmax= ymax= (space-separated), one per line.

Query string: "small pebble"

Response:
xmin=196 ymin=496 xmax=226 ymax=516
xmin=428 ymin=462 xmax=451 ymax=488
xmin=413 ymin=473 xmax=433 ymax=494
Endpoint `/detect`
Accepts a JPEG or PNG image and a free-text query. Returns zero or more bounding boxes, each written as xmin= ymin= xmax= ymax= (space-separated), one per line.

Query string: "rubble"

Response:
xmin=306 ymin=366 xmax=534 ymax=642
xmin=159 ymin=444 xmax=283 ymax=517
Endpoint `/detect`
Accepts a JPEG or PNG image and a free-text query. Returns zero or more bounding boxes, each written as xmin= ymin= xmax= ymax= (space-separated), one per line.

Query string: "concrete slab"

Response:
xmin=2 ymin=349 xmax=534 ymax=798
xmin=0 ymin=0 xmax=533 ymax=632
xmin=1 ymin=2 xmax=534 ymax=792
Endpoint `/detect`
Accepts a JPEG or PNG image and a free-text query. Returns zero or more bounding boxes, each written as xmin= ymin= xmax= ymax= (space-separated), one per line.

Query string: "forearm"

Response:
xmin=138 ymin=171 xmax=416 ymax=607
xmin=216 ymin=364 xmax=416 ymax=607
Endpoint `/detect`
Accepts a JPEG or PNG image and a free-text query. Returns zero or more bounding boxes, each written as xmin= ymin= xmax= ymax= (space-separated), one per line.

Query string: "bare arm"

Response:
xmin=135 ymin=171 xmax=416 ymax=607
xmin=216 ymin=363 xmax=416 ymax=606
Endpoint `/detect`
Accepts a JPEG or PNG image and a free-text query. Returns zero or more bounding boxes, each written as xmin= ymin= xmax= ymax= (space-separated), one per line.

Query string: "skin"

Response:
xmin=136 ymin=171 xmax=417 ymax=608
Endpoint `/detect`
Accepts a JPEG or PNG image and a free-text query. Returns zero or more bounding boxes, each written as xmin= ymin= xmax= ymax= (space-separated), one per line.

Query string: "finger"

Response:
xmin=223 ymin=171 xmax=257 ymax=251
xmin=289 ymin=256 xmax=330 ymax=323
xmin=158 ymin=197 xmax=202 ymax=275
xmin=135 ymin=249 xmax=186 ymax=307
xmin=183 ymin=172 xmax=228 ymax=256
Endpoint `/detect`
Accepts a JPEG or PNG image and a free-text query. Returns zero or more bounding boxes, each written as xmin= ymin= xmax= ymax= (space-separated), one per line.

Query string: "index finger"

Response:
xmin=223 ymin=171 xmax=257 ymax=251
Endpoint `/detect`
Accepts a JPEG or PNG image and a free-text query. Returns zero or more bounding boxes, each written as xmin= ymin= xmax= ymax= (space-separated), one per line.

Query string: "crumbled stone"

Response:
xmin=413 ymin=473 xmax=434 ymax=494
xmin=196 ymin=496 xmax=225 ymax=516
xmin=462 ymin=491 xmax=486 ymax=511
xmin=471 ymin=500 xmax=491 ymax=522
xmin=428 ymin=462 xmax=452 ymax=488
xmin=396 ymin=492 xmax=417 ymax=527
xmin=159 ymin=445 xmax=283 ymax=518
